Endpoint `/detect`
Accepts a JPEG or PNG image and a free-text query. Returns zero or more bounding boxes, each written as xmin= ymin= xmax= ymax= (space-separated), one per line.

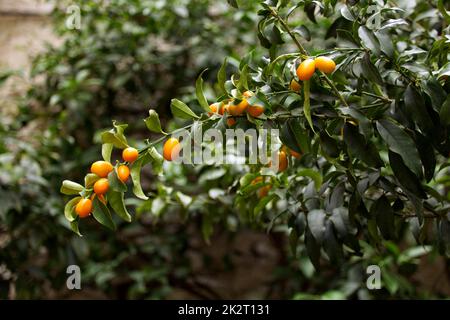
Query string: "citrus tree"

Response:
xmin=1 ymin=0 xmax=263 ymax=299
xmin=62 ymin=0 xmax=450 ymax=272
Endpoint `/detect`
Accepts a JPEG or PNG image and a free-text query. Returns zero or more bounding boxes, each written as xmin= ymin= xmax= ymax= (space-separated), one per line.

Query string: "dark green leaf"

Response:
xmin=361 ymin=52 xmax=382 ymax=85
xmin=371 ymin=195 xmax=396 ymax=240
xmin=376 ymin=119 xmax=422 ymax=178
xmin=107 ymin=167 xmax=127 ymax=192
xmin=440 ymin=95 xmax=450 ymax=126
xmin=92 ymin=196 xmax=116 ymax=230
xmin=307 ymin=209 xmax=326 ymax=244
xmin=107 ymin=190 xmax=132 ymax=222
xmin=388 ymin=151 xmax=426 ymax=199
xmin=358 ymin=26 xmax=380 ymax=55
xmin=344 ymin=122 xmax=383 ymax=167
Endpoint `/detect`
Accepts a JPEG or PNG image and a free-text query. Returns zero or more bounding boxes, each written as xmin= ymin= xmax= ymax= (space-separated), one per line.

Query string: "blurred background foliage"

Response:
xmin=0 ymin=0 xmax=449 ymax=299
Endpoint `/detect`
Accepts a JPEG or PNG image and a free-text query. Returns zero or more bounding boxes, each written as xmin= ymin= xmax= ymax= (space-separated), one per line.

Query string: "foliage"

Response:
xmin=1 ymin=0 xmax=449 ymax=299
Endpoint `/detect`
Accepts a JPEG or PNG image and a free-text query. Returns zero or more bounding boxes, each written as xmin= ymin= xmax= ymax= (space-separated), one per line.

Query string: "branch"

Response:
xmin=269 ymin=7 xmax=349 ymax=108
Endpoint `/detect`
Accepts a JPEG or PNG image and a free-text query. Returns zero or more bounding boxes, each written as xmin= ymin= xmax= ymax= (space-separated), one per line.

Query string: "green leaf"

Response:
xmin=254 ymin=194 xmax=278 ymax=217
xmin=323 ymin=220 xmax=344 ymax=264
xmin=201 ymin=214 xmax=213 ymax=244
xmin=101 ymin=131 xmax=128 ymax=149
xmin=101 ymin=143 xmax=113 ymax=162
xmin=293 ymin=25 xmax=311 ymax=41
xmin=170 ymin=99 xmax=199 ymax=119
xmin=60 ymin=180 xmax=84 ymax=195
xmin=358 ymin=26 xmax=380 ymax=55
xmin=376 ymin=119 xmax=422 ymax=178
xmin=175 ymin=191 xmax=192 ymax=208
xmin=131 ymin=152 xmax=150 ymax=200
xmin=388 ymin=151 xmax=426 ymax=199
xmin=92 ymin=196 xmax=116 ymax=230
xmin=371 ymin=195 xmax=396 ymax=240
xmin=319 ymin=131 xmax=340 ymax=158
xmin=343 ymin=122 xmax=383 ymax=168
xmin=303 ymin=80 xmax=314 ymax=132
xmin=70 ymin=220 xmax=82 ymax=237
xmin=404 ymin=85 xmax=434 ymax=135
xmin=227 ymin=0 xmax=238 ymax=8
xmin=84 ymin=173 xmax=99 ymax=188
xmin=107 ymin=167 xmax=127 ymax=192
xmin=360 ymin=52 xmax=382 ymax=85
xmin=238 ymin=64 xmax=249 ymax=91
xmin=440 ymin=95 xmax=450 ymax=126
xmin=289 ymin=120 xmax=310 ymax=153
xmin=144 ymin=109 xmax=166 ymax=134
xmin=148 ymin=147 xmax=163 ymax=175
xmin=217 ymin=57 xmax=228 ymax=95
xmin=107 ymin=190 xmax=132 ymax=222
xmin=64 ymin=197 xmax=81 ymax=222
xmin=195 ymin=69 xmax=210 ymax=113
xmin=305 ymin=228 xmax=321 ymax=270
xmin=296 ymin=169 xmax=322 ymax=190
xmin=307 ymin=209 xmax=326 ymax=244
xmin=415 ymin=133 xmax=436 ymax=182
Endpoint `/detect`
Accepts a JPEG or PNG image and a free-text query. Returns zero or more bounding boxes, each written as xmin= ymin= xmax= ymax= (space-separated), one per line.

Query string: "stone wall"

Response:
xmin=0 ymin=0 xmax=57 ymax=114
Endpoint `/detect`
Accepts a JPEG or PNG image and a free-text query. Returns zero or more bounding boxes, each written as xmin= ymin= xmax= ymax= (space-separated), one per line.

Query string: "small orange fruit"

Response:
xmin=93 ymin=178 xmax=109 ymax=195
xmin=247 ymin=104 xmax=265 ymax=117
xmin=75 ymin=198 xmax=92 ymax=218
xmin=163 ymin=137 xmax=181 ymax=161
xmin=122 ymin=147 xmax=139 ymax=163
xmin=296 ymin=58 xmax=316 ymax=81
xmin=219 ymin=103 xmax=228 ymax=115
xmin=258 ymin=185 xmax=272 ymax=198
xmin=289 ymin=79 xmax=301 ymax=91
xmin=288 ymin=148 xmax=302 ymax=159
xmin=118 ymin=165 xmax=130 ymax=183
xmin=228 ymin=99 xmax=248 ymax=116
xmin=208 ymin=103 xmax=219 ymax=116
xmin=226 ymin=117 xmax=237 ymax=127
xmin=243 ymin=90 xmax=253 ymax=98
xmin=314 ymin=56 xmax=336 ymax=74
xmin=91 ymin=161 xmax=114 ymax=178
xmin=278 ymin=150 xmax=288 ymax=172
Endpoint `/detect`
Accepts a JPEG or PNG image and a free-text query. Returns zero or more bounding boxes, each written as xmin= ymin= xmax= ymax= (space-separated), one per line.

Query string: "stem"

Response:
xmin=269 ymin=7 xmax=308 ymax=57
xmin=139 ymin=119 xmax=213 ymax=154
xmin=361 ymin=91 xmax=391 ymax=103
xmin=269 ymin=7 xmax=349 ymax=108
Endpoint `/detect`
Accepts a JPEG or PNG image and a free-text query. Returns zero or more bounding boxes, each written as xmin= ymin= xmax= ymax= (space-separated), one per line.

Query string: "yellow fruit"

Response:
xmin=163 ymin=137 xmax=181 ymax=161
xmin=208 ymin=103 xmax=219 ymax=116
xmin=278 ymin=150 xmax=288 ymax=172
xmin=296 ymin=58 xmax=316 ymax=81
xmin=247 ymin=104 xmax=265 ymax=117
xmin=122 ymin=147 xmax=139 ymax=163
xmin=290 ymin=79 xmax=301 ymax=91
xmin=118 ymin=165 xmax=130 ymax=183
xmin=93 ymin=178 xmax=109 ymax=195
xmin=314 ymin=56 xmax=336 ymax=74
xmin=228 ymin=99 xmax=248 ymax=116
xmin=75 ymin=199 xmax=92 ymax=218
xmin=226 ymin=117 xmax=236 ymax=127
xmin=91 ymin=161 xmax=114 ymax=178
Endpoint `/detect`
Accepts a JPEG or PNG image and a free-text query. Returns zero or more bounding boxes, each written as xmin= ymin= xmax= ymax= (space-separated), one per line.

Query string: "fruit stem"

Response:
xmin=269 ymin=6 xmax=349 ymax=108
